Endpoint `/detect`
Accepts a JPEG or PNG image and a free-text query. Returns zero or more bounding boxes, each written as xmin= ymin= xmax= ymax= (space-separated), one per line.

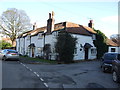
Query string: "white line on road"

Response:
xmin=36 ymin=74 xmax=39 ymax=77
xmin=29 ymin=69 xmax=32 ymax=71
xmin=44 ymin=83 xmax=48 ymax=88
xmin=34 ymin=72 xmax=37 ymax=74
xmin=40 ymin=78 xmax=44 ymax=81
xmin=23 ymin=64 xmax=25 ymax=67
xmin=26 ymin=66 xmax=29 ymax=69
xmin=18 ymin=61 xmax=49 ymax=88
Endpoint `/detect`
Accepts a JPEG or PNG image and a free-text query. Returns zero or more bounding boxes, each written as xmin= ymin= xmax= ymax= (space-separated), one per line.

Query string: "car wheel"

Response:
xmin=2 ymin=56 xmax=6 ymax=61
xmin=112 ymin=71 xmax=120 ymax=83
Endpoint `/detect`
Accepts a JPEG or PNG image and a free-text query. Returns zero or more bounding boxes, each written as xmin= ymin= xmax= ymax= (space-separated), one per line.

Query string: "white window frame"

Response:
xmin=38 ymin=33 xmax=43 ymax=39
xmin=27 ymin=35 xmax=30 ymax=40
xmin=91 ymin=48 xmax=96 ymax=56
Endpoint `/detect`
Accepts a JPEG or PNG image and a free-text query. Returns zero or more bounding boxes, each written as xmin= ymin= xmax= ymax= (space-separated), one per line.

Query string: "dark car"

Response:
xmin=112 ymin=54 xmax=120 ymax=83
xmin=101 ymin=52 xmax=119 ymax=72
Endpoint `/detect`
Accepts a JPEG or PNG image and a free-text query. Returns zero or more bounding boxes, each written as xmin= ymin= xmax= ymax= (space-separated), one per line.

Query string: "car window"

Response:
xmin=8 ymin=51 xmax=18 ymax=53
xmin=117 ymin=54 xmax=120 ymax=60
xmin=104 ymin=54 xmax=116 ymax=60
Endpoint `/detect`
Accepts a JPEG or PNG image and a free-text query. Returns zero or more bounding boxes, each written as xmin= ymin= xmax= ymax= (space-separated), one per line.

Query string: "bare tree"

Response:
xmin=110 ymin=34 xmax=120 ymax=46
xmin=0 ymin=8 xmax=32 ymax=45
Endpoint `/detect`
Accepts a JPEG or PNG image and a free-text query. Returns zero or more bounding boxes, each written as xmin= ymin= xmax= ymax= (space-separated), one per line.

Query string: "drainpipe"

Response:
xmin=29 ymin=35 xmax=31 ymax=57
xmin=43 ymin=33 xmax=46 ymax=47
xmin=43 ymin=33 xmax=46 ymax=58
xmin=18 ymin=37 xmax=20 ymax=54
xmin=23 ymin=37 xmax=25 ymax=55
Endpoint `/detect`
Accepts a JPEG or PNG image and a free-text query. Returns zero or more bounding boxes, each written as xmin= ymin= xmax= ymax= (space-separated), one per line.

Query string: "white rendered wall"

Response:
xmin=72 ymin=34 xmax=96 ymax=60
xmin=16 ymin=32 xmax=96 ymax=60
xmin=108 ymin=46 xmax=120 ymax=53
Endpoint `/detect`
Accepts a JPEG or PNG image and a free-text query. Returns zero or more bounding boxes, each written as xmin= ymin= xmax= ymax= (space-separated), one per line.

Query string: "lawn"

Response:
xmin=20 ymin=56 xmax=58 ymax=64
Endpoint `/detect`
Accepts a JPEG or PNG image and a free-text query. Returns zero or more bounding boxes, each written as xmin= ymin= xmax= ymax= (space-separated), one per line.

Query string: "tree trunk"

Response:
xmin=11 ymin=40 xmax=14 ymax=46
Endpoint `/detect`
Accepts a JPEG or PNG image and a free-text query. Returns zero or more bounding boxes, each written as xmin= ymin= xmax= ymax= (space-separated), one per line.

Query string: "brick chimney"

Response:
xmin=33 ymin=22 xmax=37 ymax=30
xmin=88 ymin=20 xmax=94 ymax=28
xmin=47 ymin=11 xmax=55 ymax=34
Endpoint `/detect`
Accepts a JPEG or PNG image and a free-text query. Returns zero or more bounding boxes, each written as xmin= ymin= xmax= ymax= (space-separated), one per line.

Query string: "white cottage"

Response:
xmin=16 ymin=12 xmax=97 ymax=60
xmin=106 ymin=39 xmax=120 ymax=53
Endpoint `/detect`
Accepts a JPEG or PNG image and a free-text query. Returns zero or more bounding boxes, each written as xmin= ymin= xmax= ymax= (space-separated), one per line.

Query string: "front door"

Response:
xmin=85 ymin=48 xmax=89 ymax=60
xmin=32 ymin=48 xmax=35 ymax=57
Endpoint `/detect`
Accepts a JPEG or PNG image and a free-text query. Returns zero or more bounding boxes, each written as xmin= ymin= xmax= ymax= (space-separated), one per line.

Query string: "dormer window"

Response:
xmin=27 ymin=35 xmax=30 ymax=40
xmin=92 ymin=34 xmax=96 ymax=40
xmin=53 ymin=31 xmax=58 ymax=36
xmin=38 ymin=33 xmax=43 ymax=39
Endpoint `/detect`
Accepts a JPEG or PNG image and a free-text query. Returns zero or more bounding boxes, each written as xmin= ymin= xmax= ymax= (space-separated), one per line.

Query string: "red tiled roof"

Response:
xmin=66 ymin=22 xmax=96 ymax=36
xmin=19 ymin=21 xmax=96 ymax=38
xmin=106 ymin=39 xmax=118 ymax=46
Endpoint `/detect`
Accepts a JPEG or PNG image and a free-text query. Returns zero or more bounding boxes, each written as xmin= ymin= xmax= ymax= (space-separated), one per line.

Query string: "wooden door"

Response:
xmin=32 ymin=48 xmax=34 ymax=57
xmin=85 ymin=48 xmax=88 ymax=60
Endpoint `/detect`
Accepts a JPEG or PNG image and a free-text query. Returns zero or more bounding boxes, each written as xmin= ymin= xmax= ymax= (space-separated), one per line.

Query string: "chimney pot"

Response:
xmin=49 ymin=13 xmax=51 ymax=19
xmin=47 ymin=11 xmax=55 ymax=34
xmin=33 ymin=22 xmax=37 ymax=30
xmin=88 ymin=20 xmax=94 ymax=28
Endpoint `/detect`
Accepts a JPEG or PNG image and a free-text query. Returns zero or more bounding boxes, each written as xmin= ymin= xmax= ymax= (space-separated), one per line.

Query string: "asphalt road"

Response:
xmin=1 ymin=59 xmax=120 ymax=89
xmin=2 ymin=60 xmax=47 ymax=88
xmin=0 ymin=60 xmax=2 ymax=90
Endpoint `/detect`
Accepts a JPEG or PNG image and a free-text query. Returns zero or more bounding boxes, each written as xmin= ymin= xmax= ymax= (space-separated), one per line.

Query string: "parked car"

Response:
xmin=112 ymin=54 xmax=120 ymax=83
xmin=0 ymin=49 xmax=19 ymax=61
xmin=101 ymin=52 xmax=119 ymax=72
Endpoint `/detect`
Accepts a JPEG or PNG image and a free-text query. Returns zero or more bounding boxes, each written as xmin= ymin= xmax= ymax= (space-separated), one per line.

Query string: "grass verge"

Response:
xmin=20 ymin=56 xmax=58 ymax=64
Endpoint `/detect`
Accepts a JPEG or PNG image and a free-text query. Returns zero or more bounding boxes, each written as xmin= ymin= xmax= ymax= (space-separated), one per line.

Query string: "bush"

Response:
xmin=0 ymin=40 xmax=12 ymax=49
xmin=93 ymin=29 xmax=108 ymax=59
xmin=55 ymin=31 xmax=77 ymax=63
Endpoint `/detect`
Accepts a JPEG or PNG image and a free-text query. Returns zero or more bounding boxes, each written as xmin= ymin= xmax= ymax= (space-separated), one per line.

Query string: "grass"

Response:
xmin=20 ymin=56 xmax=96 ymax=64
xmin=20 ymin=56 xmax=58 ymax=64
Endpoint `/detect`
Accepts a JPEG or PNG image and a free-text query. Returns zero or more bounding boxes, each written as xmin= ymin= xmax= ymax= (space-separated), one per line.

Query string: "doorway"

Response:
xmin=32 ymin=48 xmax=35 ymax=57
xmin=85 ymin=48 xmax=89 ymax=60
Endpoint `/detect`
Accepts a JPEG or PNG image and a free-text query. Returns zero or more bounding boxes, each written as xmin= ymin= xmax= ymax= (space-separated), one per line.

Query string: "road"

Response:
xmin=1 ymin=59 xmax=120 ymax=89
xmin=2 ymin=60 xmax=47 ymax=88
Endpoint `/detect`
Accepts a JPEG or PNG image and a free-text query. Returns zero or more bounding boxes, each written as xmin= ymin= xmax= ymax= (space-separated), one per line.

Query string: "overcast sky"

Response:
xmin=0 ymin=0 xmax=119 ymax=38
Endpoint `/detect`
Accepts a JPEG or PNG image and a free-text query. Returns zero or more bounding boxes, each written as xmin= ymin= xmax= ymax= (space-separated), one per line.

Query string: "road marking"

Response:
xmin=40 ymin=78 xmax=44 ymax=81
xmin=18 ymin=61 xmax=49 ymax=88
xmin=44 ymin=83 xmax=48 ymax=87
xmin=29 ymin=69 xmax=32 ymax=71
xmin=26 ymin=66 xmax=29 ymax=69
xmin=36 ymin=74 xmax=39 ymax=77
xmin=34 ymin=72 xmax=37 ymax=74
xmin=23 ymin=64 xmax=25 ymax=66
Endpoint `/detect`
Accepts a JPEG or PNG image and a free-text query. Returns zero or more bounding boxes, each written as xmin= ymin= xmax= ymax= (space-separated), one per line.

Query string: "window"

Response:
xmin=111 ymin=48 xmax=116 ymax=52
xmin=37 ymin=47 xmax=42 ymax=53
xmin=27 ymin=35 xmax=30 ymax=40
xmin=37 ymin=47 xmax=43 ymax=54
xmin=21 ymin=47 xmax=23 ymax=53
xmin=52 ymin=48 xmax=56 ymax=53
xmin=27 ymin=47 xmax=30 ymax=55
xmin=38 ymin=33 xmax=43 ymax=39
xmin=92 ymin=35 xmax=96 ymax=40
xmin=74 ymin=48 xmax=77 ymax=54
xmin=91 ymin=48 xmax=96 ymax=55
xmin=53 ymin=31 xmax=58 ymax=36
